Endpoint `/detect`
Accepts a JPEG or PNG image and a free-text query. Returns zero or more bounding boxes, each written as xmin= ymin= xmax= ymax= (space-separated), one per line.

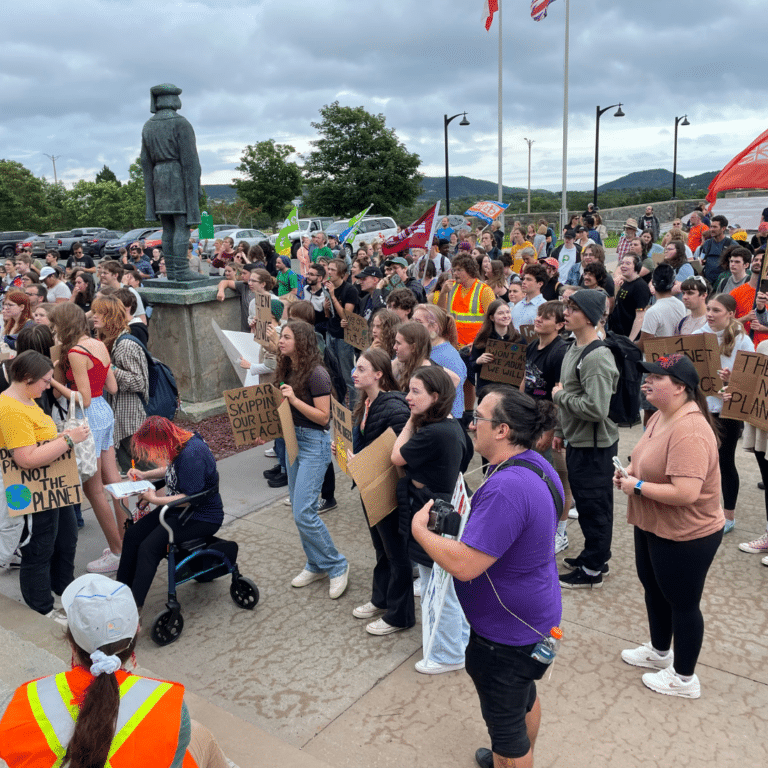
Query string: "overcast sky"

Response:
xmin=3 ymin=0 xmax=765 ymax=197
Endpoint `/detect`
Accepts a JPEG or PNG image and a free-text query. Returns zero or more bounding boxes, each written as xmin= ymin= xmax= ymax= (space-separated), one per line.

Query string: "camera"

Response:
xmin=427 ymin=499 xmax=462 ymax=537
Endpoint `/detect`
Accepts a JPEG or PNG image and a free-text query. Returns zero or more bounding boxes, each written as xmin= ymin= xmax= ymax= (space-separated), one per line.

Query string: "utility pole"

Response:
xmin=524 ymin=139 xmax=534 ymax=214
xmin=43 ymin=153 xmax=60 ymax=184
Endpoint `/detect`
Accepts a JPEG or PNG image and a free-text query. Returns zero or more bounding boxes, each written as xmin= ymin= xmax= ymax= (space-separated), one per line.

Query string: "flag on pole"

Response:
xmin=483 ymin=0 xmax=498 ymax=31
xmin=275 ymin=207 xmax=299 ymax=256
xmin=464 ymin=200 xmax=509 ymax=226
xmin=339 ymin=205 xmax=372 ymax=245
xmin=706 ymin=128 xmax=768 ymax=208
xmin=531 ymin=0 xmax=556 ymax=21
xmin=382 ymin=202 xmax=440 ymax=256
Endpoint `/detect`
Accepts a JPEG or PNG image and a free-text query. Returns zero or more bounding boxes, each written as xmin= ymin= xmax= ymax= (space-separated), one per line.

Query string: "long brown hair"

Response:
xmin=64 ymin=627 xmax=137 ymax=768
xmin=91 ymin=295 xmax=129 ymax=351
xmin=3 ymin=290 xmax=32 ymax=334
xmin=352 ymin=347 xmax=401 ymax=425
xmin=274 ymin=320 xmax=325 ymax=400
xmin=48 ymin=303 xmax=90 ymax=378
xmin=395 ymin=322 xmax=432 ymax=391
xmin=410 ymin=366 xmax=456 ymax=430
xmin=709 ymin=293 xmax=745 ymax=358
xmin=473 ymin=299 xmax=517 ymax=350
xmin=369 ymin=308 xmax=401 ymax=357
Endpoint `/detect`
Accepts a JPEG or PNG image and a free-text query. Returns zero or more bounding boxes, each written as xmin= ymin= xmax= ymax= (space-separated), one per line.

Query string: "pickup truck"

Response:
xmin=268 ymin=217 xmax=336 ymax=257
xmin=0 ymin=231 xmax=38 ymax=260
xmin=45 ymin=228 xmax=110 ymax=257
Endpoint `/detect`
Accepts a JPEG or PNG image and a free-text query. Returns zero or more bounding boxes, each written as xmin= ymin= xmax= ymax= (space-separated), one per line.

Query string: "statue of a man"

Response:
xmin=141 ymin=84 xmax=205 ymax=282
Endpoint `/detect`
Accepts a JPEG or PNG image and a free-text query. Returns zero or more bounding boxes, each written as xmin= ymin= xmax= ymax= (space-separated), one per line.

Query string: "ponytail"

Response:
xmin=709 ymin=294 xmax=744 ymax=358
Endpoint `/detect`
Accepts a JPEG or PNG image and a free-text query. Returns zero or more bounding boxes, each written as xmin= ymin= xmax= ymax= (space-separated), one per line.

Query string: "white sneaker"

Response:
xmin=642 ymin=667 xmax=701 ymax=699
xmin=413 ymin=579 xmax=421 ymax=598
xmin=762 ymin=555 xmax=768 ymax=567
xmin=45 ymin=608 xmax=68 ymax=627
xmin=555 ymin=532 xmax=569 ymax=554
xmin=366 ymin=618 xmax=405 ymax=635
xmin=282 ymin=497 xmax=291 ymax=506
xmin=738 ymin=531 xmax=768 ymax=553
xmin=264 ymin=447 xmax=277 ymax=457
xmin=87 ymin=549 xmax=121 ymax=573
xmin=414 ymin=658 xmax=465 ymax=675
xmin=353 ymin=601 xmax=386 ymax=619
xmin=329 ymin=566 xmax=349 ymax=599
xmin=568 ymin=506 xmax=578 ymax=520
xmin=291 ymin=569 xmax=326 ymax=588
xmin=621 ymin=642 xmax=673 ymax=670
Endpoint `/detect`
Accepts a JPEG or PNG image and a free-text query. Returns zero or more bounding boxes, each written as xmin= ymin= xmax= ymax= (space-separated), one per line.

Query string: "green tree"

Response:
xmin=0 ymin=160 xmax=48 ymax=231
xmin=233 ymin=140 xmax=302 ymax=222
xmin=118 ymin=159 xmax=158 ymax=230
xmin=302 ymin=102 xmax=422 ymax=218
xmin=95 ymin=164 xmax=121 ymax=186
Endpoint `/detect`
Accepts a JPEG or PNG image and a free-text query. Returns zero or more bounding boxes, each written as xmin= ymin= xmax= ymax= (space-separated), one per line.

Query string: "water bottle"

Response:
xmin=531 ymin=627 xmax=563 ymax=664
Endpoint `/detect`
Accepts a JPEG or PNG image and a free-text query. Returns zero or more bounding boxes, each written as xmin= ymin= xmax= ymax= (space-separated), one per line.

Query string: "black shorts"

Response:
xmin=465 ymin=629 xmax=548 ymax=759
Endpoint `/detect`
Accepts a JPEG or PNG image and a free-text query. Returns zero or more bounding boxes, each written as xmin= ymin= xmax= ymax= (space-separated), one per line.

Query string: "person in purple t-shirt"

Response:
xmin=412 ymin=385 xmax=563 ymax=768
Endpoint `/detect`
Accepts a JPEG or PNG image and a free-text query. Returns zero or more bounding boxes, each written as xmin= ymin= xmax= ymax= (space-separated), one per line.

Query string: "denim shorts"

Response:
xmin=465 ymin=630 xmax=549 ymax=759
xmin=79 ymin=396 xmax=115 ymax=454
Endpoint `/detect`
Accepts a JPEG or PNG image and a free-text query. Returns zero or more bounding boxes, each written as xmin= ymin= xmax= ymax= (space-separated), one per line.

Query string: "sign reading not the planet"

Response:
xmin=1 ymin=442 xmax=81 ymax=516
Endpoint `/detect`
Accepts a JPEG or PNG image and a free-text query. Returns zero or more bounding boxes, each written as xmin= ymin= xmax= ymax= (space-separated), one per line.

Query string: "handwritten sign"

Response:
xmin=344 ymin=313 xmax=371 ymax=351
xmin=250 ymin=293 xmax=274 ymax=344
xmin=223 ymin=384 xmax=282 ymax=447
xmin=723 ymin=350 xmax=768 ymax=430
xmin=643 ymin=334 xmax=722 ymax=396
xmin=277 ymin=399 xmax=298 ymax=465
xmin=518 ymin=324 xmax=537 ymax=343
xmin=331 ymin=399 xmax=354 ymax=475
xmin=481 ymin=338 xmax=527 ymax=386
xmin=1 ymin=443 xmax=81 ymax=516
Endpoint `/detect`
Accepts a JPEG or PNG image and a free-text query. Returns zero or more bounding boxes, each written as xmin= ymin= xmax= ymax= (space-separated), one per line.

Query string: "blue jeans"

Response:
xmin=286 ymin=427 xmax=347 ymax=578
xmin=20 ymin=506 xmax=78 ymax=614
xmin=274 ymin=437 xmax=286 ymax=472
xmin=418 ymin=564 xmax=470 ymax=665
xmin=325 ymin=334 xmax=357 ymax=408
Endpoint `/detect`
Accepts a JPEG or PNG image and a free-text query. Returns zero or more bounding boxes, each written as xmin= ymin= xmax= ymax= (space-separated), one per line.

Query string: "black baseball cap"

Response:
xmin=355 ymin=266 xmax=383 ymax=279
xmin=638 ymin=353 xmax=699 ymax=391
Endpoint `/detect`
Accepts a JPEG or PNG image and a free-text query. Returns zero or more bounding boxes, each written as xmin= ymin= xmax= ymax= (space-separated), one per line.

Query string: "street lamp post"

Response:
xmin=672 ymin=115 xmax=690 ymax=199
xmin=444 ymin=112 xmax=470 ymax=215
xmin=593 ymin=103 xmax=625 ymax=207
xmin=524 ymin=138 xmax=534 ymax=214
xmin=43 ymin=153 xmax=60 ymax=185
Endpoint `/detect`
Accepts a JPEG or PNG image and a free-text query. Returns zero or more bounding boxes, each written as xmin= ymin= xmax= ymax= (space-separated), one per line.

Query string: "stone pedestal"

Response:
xmin=139 ymin=283 xmax=244 ymax=417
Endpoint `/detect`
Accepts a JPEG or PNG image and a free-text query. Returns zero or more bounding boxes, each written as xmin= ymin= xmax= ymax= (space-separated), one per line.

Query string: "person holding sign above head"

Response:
xmin=614 ymin=354 xmax=723 ymax=699
xmin=276 ymin=320 xmax=349 ymax=598
xmin=347 ymin=348 xmax=414 ymax=634
xmin=693 ymin=294 xmax=754 ymax=534
xmin=392 ymin=366 xmax=473 ymax=673
xmin=0 ymin=351 xmax=90 ymax=618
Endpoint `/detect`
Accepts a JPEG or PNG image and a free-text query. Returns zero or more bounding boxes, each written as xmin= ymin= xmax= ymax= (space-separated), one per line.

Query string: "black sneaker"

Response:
xmin=263 ymin=464 xmax=283 ymax=479
xmin=562 ymin=557 xmax=610 ymax=576
xmin=267 ymin=473 xmax=288 ymax=488
xmin=318 ymin=498 xmax=337 ymax=514
xmin=475 ymin=748 xmax=493 ymax=768
xmin=559 ymin=568 xmax=603 ymax=589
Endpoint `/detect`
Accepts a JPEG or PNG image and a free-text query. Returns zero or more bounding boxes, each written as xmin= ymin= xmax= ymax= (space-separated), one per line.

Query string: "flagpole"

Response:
xmin=421 ymin=201 xmax=441 ymax=279
xmin=559 ymin=0 xmax=570 ymax=234
xmin=497 ymin=0 xmax=503 ymax=225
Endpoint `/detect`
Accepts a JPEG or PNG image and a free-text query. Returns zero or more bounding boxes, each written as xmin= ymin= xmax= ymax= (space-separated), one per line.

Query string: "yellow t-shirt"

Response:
xmin=0 ymin=394 xmax=57 ymax=450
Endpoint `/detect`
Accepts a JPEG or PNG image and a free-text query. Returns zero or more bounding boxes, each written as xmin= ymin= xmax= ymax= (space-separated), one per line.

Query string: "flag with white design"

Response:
xmin=275 ymin=206 xmax=298 ymax=256
xmin=531 ymin=0 xmax=556 ymax=21
xmin=483 ymin=0 xmax=498 ymax=30
xmin=339 ymin=205 xmax=372 ymax=245
xmin=381 ymin=202 xmax=440 ymax=256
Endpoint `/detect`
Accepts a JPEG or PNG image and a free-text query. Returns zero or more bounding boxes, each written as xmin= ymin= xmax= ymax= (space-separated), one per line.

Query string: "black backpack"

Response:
xmin=575 ymin=332 xmax=642 ymax=429
xmin=115 ymin=335 xmax=179 ymax=421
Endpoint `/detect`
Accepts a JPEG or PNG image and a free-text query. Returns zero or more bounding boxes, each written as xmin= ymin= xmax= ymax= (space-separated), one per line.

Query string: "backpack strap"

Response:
xmin=492 ymin=457 xmax=564 ymax=523
xmin=574 ymin=339 xmax=606 ymax=449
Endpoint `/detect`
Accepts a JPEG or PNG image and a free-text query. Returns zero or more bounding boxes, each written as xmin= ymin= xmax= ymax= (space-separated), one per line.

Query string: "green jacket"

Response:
xmin=553 ymin=341 xmax=619 ymax=448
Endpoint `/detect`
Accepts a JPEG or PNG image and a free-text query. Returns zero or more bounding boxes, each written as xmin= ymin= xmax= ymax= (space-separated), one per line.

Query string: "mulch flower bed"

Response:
xmin=175 ymin=412 xmax=255 ymax=461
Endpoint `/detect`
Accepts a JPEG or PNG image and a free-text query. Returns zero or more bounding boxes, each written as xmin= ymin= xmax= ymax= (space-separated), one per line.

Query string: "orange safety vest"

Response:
xmin=448 ymin=279 xmax=487 ymax=346
xmin=0 ymin=667 xmax=197 ymax=768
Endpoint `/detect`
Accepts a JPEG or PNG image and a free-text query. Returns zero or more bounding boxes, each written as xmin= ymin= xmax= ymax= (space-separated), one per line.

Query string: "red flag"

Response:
xmin=707 ymin=129 xmax=768 ymax=208
xmin=531 ymin=0 xmax=556 ymax=21
xmin=484 ymin=0 xmax=498 ymax=31
xmin=382 ymin=203 xmax=439 ymax=256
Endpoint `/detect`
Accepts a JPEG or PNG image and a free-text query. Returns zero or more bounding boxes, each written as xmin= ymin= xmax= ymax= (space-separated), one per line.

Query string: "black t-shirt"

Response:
xmin=66 ymin=254 xmax=95 ymax=271
xmin=289 ymin=364 xmax=332 ymax=430
xmin=399 ymin=418 xmax=470 ymax=496
xmin=326 ymin=281 xmax=359 ymax=338
xmin=524 ymin=336 xmax=568 ymax=400
xmin=610 ymin=277 xmax=650 ymax=337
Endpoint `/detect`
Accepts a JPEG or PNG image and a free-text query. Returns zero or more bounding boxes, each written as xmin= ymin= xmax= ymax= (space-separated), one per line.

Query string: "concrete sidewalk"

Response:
xmin=1 ymin=425 xmax=767 ymax=767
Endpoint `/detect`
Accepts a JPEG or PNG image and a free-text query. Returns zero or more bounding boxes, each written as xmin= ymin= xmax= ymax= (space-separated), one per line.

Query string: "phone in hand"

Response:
xmin=612 ymin=456 xmax=629 ymax=478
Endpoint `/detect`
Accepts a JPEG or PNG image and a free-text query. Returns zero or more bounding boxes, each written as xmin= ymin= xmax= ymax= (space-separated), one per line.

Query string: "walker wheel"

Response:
xmin=230 ymin=577 xmax=259 ymax=610
xmin=151 ymin=609 xmax=184 ymax=646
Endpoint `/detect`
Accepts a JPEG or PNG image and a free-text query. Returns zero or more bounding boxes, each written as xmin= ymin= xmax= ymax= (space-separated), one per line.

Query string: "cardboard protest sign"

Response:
xmin=344 ymin=313 xmax=371 ymax=351
xmin=212 ymin=320 xmax=264 ymax=386
xmin=249 ymin=293 xmax=274 ymax=344
xmin=422 ymin=474 xmax=471 ymax=663
xmin=277 ymin=399 xmax=298 ymax=465
xmin=348 ymin=428 xmax=402 ymax=527
xmin=223 ymin=384 xmax=282 ymax=447
xmin=722 ymin=350 xmax=768 ymax=429
xmin=518 ymin=324 xmax=537 ymax=343
xmin=331 ymin=398 xmax=354 ymax=476
xmin=643 ymin=334 xmax=722 ymax=396
xmin=1 ymin=443 xmax=81 ymax=516
xmin=481 ymin=338 xmax=527 ymax=386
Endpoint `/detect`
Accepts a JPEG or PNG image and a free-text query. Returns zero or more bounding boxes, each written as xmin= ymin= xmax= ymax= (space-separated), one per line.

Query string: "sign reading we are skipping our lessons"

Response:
xmin=223 ymin=383 xmax=283 ymax=447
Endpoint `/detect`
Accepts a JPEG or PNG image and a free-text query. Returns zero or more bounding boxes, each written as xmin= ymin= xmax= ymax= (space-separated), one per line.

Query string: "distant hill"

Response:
xmin=203 ymin=184 xmax=237 ymax=202
xmin=597 ymin=168 xmax=718 ymax=192
xmin=418 ymin=175 xmax=541 ymax=201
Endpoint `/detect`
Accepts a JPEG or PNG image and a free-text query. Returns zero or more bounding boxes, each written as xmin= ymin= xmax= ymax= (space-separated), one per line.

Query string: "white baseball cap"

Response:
xmin=61 ymin=574 xmax=139 ymax=654
xmin=39 ymin=266 xmax=57 ymax=279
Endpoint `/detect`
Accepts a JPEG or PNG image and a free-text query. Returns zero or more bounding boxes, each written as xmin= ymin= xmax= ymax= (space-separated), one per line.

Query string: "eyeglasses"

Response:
xmin=563 ymin=303 xmax=582 ymax=314
xmin=472 ymin=412 xmax=497 ymax=426
xmin=40 ymin=376 xmax=53 ymax=386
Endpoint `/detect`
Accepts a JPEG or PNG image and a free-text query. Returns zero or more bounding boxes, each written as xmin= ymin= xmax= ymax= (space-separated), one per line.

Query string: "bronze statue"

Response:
xmin=141 ymin=84 xmax=206 ymax=282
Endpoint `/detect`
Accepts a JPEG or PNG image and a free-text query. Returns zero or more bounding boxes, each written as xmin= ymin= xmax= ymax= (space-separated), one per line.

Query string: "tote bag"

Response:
xmin=63 ymin=391 xmax=98 ymax=482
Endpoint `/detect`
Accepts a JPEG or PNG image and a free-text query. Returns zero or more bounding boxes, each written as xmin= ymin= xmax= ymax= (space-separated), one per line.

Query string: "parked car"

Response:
xmin=23 ymin=233 xmax=59 ymax=258
xmin=189 ymin=224 xmax=237 ymax=245
xmin=45 ymin=227 xmax=110 ymax=257
xmin=325 ymin=216 xmax=398 ymax=259
xmin=199 ymin=228 xmax=268 ymax=257
xmin=0 ymin=231 xmax=38 ymax=259
xmin=102 ymin=227 xmax=160 ymax=259
xmin=83 ymin=230 xmax=124 ymax=258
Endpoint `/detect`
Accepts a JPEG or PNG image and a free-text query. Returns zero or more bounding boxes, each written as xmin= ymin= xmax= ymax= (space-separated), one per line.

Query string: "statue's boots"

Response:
xmin=167 ymin=258 xmax=207 ymax=281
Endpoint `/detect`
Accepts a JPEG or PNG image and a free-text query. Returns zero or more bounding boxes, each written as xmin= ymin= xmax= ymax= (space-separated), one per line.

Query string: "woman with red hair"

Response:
xmin=116 ymin=416 xmax=223 ymax=611
xmin=2 ymin=290 xmax=34 ymax=349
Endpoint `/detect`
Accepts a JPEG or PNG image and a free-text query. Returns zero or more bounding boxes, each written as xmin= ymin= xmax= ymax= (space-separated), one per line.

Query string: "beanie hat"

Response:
xmin=569 ymin=289 xmax=606 ymax=326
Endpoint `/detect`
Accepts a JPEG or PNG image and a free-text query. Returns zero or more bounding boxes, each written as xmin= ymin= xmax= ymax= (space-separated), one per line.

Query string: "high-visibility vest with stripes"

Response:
xmin=0 ymin=667 xmax=197 ymax=768
xmin=448 ymin=279 xmax=486 ymax=346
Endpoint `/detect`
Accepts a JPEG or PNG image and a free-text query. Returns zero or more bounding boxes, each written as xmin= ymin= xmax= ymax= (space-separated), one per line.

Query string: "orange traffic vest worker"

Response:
xmin=0 ymin=665 xmax=198 ymax=768
xmin=447 ymin=277 xmax=496 ymax=346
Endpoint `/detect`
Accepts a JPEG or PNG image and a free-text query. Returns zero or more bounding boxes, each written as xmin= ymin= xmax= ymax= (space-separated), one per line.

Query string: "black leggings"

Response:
xmin=714 ymin=415 xmax=741 ymax=510
xmin=753 ymin=451 xmax=768 ymax=522
xmin=634 ymin=526 xmax=722 ymax=676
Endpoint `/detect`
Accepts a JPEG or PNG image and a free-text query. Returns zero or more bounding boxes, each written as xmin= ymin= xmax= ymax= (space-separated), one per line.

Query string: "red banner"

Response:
xmin=382 ymin=203 xmax=439 ymax=256
xmin=707 ymin=129 xmax=768 ymax=208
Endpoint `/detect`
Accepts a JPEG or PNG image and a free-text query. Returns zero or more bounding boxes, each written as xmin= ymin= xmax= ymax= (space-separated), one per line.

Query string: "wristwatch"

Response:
xmin=633 ymin=480 xmax=644 ymax=496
